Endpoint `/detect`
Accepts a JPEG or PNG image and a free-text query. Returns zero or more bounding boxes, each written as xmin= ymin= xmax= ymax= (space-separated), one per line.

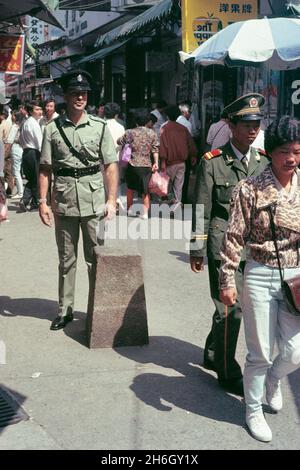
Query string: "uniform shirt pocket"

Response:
xmin=89 ymin=180 xmax=105 ymax=214
xmin=52 ymin=181 xmax=71 ymax=214
xmin=214 ymin=177 xmax=235 ymax=203
xmin=80 ymin=138 xmax=99 ymax=161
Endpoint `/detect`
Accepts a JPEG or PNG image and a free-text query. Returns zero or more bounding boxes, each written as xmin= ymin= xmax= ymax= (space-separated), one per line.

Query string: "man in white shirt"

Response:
xmin=176 ymin=102 xmax=198 ymax=203
xmin=19 ymin=100 xmax=43 ymax=211
xmin=176 ymin=103 xmax=193 ymax=135
xmin=104 ymin=102 xmax=126 ymax=209
xmin=104 ymin=102 xmax=125 ymax=155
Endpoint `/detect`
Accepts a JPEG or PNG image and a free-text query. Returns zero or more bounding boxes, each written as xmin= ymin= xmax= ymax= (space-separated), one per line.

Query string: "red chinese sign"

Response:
xmin=0 ymin=34 xmax=25 ymax=75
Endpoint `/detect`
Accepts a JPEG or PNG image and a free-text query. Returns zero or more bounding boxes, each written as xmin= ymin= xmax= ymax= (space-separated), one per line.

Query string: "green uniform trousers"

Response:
xmin=54 ymin=214 xmax=105 ymax=316
xmin=205 ymin=258 xmax=245 ymax=381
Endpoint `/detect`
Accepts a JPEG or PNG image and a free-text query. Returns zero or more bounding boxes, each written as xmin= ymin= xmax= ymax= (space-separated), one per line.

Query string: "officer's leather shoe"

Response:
xmin=218 ymin=377 xmax=244 ymax=397
xmin=50 ymin=313 xmax=73 ymax=331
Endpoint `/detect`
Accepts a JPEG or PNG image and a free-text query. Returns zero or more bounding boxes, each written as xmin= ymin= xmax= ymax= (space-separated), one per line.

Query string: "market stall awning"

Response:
xmin=73 ymin=41 xmax=128 ymax=66
xmin=95 ymin=0 xmax=173 ymax=47
xmin=0 ymin=0 xmax=64 ymax=30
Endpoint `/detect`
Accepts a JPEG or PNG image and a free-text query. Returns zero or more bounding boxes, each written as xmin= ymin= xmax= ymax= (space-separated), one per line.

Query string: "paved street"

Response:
xmin=0 ymin=198 xmax=300 ymax=450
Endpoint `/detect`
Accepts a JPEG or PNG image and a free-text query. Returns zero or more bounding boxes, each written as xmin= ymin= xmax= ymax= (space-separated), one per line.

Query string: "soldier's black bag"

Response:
xmin=268 ymin=205 xmax=300 ymax=316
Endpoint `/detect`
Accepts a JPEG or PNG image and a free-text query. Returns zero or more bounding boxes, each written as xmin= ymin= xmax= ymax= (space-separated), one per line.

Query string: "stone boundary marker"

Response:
xmin=86 ymin=246 xmax=149 ymax=348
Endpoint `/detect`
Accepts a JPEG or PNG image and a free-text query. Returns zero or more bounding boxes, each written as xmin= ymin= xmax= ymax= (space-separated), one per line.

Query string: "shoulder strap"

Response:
xmin=54 ymin=117 xmax=90 ymax=166
xmin=99 ymin=121 xmax=106 ymax=160
xmin=268 ymin=205 xmax=284 ymax=285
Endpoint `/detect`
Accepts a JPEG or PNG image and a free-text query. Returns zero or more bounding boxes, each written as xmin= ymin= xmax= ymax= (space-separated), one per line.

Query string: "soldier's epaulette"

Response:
xmin=89 ymin=115 xmax=106 ymax=124
xmin=257 ymin=148 xmax=266 ymax=155
xmin=203 ymin=149 xmax=223 ymax=160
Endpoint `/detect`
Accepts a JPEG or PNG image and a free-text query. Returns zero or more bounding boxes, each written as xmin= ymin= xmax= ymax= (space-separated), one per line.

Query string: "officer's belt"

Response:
xmin=55 ymin=164 xmax=101 ymax=178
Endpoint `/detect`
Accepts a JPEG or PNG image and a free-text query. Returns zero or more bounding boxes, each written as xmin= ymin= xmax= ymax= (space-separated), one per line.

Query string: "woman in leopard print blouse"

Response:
xmin=219 ymin=116 xmax=300 ymax=443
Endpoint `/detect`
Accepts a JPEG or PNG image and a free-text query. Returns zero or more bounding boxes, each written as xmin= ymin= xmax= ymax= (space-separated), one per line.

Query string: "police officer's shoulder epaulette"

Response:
xmin=203 ymin=149 xmax=223 ymax=160
xmin=89 ymin=115 xmax=107 ymax=125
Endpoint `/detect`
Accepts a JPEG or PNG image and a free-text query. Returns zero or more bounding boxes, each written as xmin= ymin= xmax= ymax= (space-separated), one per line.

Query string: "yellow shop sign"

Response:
xmin=182 ymin=0 xmax=258 ymax=52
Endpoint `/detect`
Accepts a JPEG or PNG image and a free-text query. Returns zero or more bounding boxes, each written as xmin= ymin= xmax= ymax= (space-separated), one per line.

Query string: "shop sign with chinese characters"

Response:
xmin=181 ymin=0 xmax=258 ymax=52
xmin=0 ymin=34 xmax=25 ymax=75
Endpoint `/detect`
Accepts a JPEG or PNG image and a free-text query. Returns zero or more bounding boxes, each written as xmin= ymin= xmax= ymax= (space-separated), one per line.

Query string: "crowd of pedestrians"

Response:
xmin=1 ymin=82 xmax=300 ymax=446
xmin=0 ymin=94 xmax=200 ymax=222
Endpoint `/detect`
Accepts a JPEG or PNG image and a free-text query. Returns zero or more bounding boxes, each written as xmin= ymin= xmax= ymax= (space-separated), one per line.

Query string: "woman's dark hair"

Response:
xmin=104 ymin=102 xmax=120 ymax=119
xmin=135 ymin=110 xmax=153 ymax=127
xmin=265 ymin=115 xmax=300 ymax=154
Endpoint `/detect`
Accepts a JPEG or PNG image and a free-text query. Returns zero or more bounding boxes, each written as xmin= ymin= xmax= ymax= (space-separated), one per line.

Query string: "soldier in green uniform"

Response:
xmin=190 ymin=93 xmax=270 ymax=396
xmin=38 ymin=70 xmax=118 ymax=331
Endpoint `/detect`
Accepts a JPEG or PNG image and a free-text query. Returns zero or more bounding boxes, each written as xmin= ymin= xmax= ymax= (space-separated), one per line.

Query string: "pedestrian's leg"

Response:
xmin=172 ymin=163 xmax=186 ymax=204
xmin=181 ymin=159 xmax=191 ymax=204
xmin=30 ymin=150 xmax=40 ymax=208
xmin=4 ymin=155 xmax=14 ymax=195
xmin=207 ymin=258 xmax=243 ymax=381
xmin=242 ymin=261 xmax=278 ymax=414
xmin=81 ymin=215 xmax=103 ymax=290
xmin=127 ymin=188 xmax=134 ymax=210
xmin=12 ymin=152 xmax=23 ymax=196
xmin=20 ymin=150 xmax=32 ymax=207
xmin=142 ymin=193 xmax=150 ymax=217
xmin=242 ymin=261 xmax=278 ymax=442
xmin=54 ymin=214 xmax=80 ymax=316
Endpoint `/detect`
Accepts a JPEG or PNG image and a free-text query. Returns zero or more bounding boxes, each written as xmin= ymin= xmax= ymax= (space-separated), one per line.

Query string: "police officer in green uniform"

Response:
xmin=39 ymin=70 xmax=118 ymax=331
xmin=190 ymin=93 xmax=270 ymax=396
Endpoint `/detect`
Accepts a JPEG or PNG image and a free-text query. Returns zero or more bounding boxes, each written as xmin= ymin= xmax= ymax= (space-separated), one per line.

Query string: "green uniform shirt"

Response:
xmin=190 ymin=142 xmax=270 ymax=259
xmin=40 ymin=112 xmax=118 ymax=217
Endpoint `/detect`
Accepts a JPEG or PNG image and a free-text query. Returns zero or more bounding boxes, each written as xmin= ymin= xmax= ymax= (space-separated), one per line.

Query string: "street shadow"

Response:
xmin=7 ymin=200 xmax=24 ymax=213
xmin=0 ymin=296 xmax=87 ymax=346
xmin=168 ymin=251 xmax=190 ymax=263
xmin=0 ymin=295 xmax=57 ymax=320
xmin=288 ymin=367 xmax=300 ymax=420
xmin=112 ymin=285 xmax=148 ymax=348
xmin=114 ymin=336 xmax=244 ymax=426
xmin=168 ymin=251 xmax=208 ymax=266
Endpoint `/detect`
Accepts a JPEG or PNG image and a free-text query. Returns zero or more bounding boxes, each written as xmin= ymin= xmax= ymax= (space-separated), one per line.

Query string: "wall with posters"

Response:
xmin=181 ymin=0 xmax=258 ymax=53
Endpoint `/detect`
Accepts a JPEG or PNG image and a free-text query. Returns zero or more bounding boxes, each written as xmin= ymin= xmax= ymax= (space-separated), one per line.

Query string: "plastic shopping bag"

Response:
xmin=148 ymin=171 xmax=170 ymax=197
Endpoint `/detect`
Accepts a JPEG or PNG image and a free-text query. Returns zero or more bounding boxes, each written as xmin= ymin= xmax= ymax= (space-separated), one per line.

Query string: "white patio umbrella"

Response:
xmin=180 ymin=17 xmax=300 ymax=70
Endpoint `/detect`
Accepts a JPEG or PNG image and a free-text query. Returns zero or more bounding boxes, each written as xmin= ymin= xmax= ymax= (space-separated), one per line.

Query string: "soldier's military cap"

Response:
xmin=58 ymin=69 xmax=92 ymax=93
xmin=223 ymin=93 xmax=265 ymax=121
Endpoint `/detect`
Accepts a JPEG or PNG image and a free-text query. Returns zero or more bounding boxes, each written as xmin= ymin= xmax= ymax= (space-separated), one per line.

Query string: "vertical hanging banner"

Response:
xmin=0 ymin=34 xmax=25 ymax=75
xmin=182 ymin=0 xmax=258 ymax=53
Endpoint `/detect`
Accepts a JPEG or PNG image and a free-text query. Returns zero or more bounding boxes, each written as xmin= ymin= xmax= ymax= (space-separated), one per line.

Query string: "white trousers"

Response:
xmin=242 ymin=259 xmax=300 ymax=413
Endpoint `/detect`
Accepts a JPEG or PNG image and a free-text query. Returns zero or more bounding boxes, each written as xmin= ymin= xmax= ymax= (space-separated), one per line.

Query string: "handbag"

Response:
xmin=119 ymin=131 xmax=133 ymax=166
xmin=119 ymin=143 xmax=132 ymax=165
xmin=268 ymin=205 xmax=300 ymax=316
xmin=148 ymin=171 xmax=170 ymax=197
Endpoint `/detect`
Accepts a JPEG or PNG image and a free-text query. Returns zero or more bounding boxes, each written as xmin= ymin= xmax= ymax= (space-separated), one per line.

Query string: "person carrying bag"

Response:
xmin=219 ymin=115 xmax=300 ymax=443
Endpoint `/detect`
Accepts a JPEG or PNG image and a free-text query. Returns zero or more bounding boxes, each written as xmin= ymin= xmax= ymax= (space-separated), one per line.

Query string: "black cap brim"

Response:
xmin=236 ymin=114 xmax=263 ymax=121
xmin=65 ymin=85 xmax=91 ymax=93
